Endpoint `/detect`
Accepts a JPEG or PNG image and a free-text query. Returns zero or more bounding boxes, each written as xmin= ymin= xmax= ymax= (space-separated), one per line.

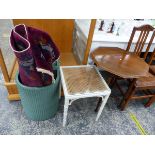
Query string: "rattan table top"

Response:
xmin=61 ymin=66 xmax=108 ymax=95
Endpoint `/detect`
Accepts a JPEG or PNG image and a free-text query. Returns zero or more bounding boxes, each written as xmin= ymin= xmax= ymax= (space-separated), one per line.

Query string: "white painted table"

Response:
xmin=60 ymin=65 xmax=111 ymax=127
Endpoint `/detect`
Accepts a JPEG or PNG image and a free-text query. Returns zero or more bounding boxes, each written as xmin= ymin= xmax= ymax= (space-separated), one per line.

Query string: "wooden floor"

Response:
xmin=60 ymin=52 xmax=78 ymax=66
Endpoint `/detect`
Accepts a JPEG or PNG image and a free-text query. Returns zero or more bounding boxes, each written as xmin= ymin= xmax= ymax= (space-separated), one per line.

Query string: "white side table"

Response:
xmin=60 ymin=65 xmax=111 ymax=127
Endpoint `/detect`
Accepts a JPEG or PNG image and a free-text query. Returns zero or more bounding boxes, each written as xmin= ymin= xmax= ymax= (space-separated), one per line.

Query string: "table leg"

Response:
xmin=63 ymin=98 xmax=70 ymax=127
xmin=96 ymin=94 xmax=110 ymax=121
xmin=94 ymin=97 xmax=102 ymax=112
xmin=107 ymin=75 xmax=116 ymax=87
xmin=145 ymin=96 xmax=155 ymax=107
xmin=119 ymin=78 xmax=136 ymax=110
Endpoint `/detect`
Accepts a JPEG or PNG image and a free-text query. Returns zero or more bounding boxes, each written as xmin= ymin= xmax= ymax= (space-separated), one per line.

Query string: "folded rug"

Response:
xmin=10 ymin=24 xmax=60 ymax=87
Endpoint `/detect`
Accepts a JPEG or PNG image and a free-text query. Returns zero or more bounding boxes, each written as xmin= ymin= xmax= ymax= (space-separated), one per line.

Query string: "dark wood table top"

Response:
xmin=91 ymin=47 xmax=149 ymax=79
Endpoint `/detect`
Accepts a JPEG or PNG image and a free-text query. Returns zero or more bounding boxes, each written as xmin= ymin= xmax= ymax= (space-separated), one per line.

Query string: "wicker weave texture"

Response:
xmin=62 ymin=66 xmax=106 ymax=95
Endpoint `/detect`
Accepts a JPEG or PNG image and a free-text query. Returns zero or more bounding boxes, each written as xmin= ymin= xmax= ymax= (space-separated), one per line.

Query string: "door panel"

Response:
xmin=13 ymin=19 xmax=74 ymax=53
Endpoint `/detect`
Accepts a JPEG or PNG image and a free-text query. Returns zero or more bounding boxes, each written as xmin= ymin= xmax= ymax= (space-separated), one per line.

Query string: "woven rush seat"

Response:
xmin=62 ymin=66 xmax=107 ymax=95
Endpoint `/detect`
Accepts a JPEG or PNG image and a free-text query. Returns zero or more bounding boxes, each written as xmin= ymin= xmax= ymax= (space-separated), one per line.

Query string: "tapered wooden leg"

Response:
xmin=110 ymin=77 xmax=116 ymax=88
xmin=144 ymin=96 xmax=155 ymax=107
xmin=107 ymin=75 xmax=116 ymax=88
xmin=107 ymin=73 xmax=114 ymax=84
xmin=107 ymin=77 xmax=113 ymax=85
xmin=119 ymin=79 xmax=136 ymax=111
xmin=95 ymin=97 xmax=102 ymax=112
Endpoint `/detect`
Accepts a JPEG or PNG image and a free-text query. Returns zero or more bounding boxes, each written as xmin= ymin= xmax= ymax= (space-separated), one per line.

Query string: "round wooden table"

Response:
xmin=91 ymin=47 xmax=149 ymax=79
xmin=91 ymin=47 xmax=150 ymax=110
